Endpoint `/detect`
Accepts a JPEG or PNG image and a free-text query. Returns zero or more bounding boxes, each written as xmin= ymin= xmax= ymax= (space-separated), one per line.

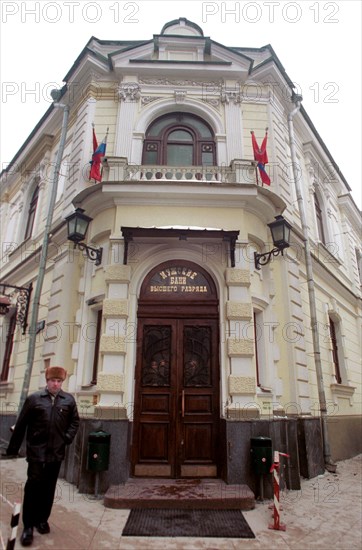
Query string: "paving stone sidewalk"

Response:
xmin=1 ymin=454 xmax=361 ymax=549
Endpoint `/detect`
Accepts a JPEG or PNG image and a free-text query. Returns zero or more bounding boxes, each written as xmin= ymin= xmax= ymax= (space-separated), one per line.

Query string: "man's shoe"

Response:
xmin=36 ymin=521 xmax=50 ymax=534
xmin=20 ymin=527 xmax=33 ymax=546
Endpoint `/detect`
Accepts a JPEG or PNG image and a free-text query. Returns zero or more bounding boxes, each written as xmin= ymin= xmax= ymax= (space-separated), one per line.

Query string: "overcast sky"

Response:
xmin=1 ymin=0 xmax=361 ymax=208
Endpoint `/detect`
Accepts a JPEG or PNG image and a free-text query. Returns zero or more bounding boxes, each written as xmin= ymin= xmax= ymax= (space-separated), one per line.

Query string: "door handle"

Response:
xmin=181 ymin=389 xmax=185 ymax=418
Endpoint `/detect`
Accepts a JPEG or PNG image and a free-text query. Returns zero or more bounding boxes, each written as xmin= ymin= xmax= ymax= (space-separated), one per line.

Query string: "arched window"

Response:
xmin=24 ymin=185 xmax=39 ymax=240
xmin=142 ymin=113 xmax=216 ymax=167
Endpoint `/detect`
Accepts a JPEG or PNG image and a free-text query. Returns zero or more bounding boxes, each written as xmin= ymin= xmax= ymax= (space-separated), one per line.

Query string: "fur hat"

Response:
xmin=45 ymin=366 xmax=67 ymax=381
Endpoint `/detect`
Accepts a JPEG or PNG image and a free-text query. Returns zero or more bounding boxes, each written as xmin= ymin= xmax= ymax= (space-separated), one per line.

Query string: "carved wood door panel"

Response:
xmin=132 ymin=318 xmax=220 ymax=478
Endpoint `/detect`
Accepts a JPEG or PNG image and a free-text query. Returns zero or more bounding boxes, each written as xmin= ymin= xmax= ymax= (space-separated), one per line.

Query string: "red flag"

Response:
xmin=89 ymin=128 xmax=107 ymax=182
xmin=251 ymin=131 xmax=271 ymax=185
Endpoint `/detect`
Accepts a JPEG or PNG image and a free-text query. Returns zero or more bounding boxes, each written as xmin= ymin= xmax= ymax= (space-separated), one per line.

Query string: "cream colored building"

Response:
xmin=1 ymin=18 xmax=361 ymax=492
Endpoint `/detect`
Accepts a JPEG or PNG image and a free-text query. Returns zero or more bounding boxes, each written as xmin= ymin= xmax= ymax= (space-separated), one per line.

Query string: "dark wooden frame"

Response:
xmin=132 ymin=260 xmax=220 ymax=478
xmin=0 ymin=312 xmax=17 ymax=382
xmin=24 ymin=185 xmax=39 ymax=240
xmin=142 ymin=112 xmax=216 ymax=166
xmin=329 ymin=317 xmax=342 ymax=384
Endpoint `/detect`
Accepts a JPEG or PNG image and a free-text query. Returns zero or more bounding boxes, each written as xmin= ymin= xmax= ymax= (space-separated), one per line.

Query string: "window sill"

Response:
xmin=257 ymin=385 xmax=272 ymax=393
xmin=311 ymin=240 xmax=343 ymax=267
xmin=330 ymin=383 xmax=356 ymax=405
xmin=0 ymin=382 xmax=14 ymax=394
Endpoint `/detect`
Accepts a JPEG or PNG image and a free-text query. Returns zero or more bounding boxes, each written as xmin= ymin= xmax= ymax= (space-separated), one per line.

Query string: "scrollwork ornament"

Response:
xmin=118 ymin=83 xmax=141 ymax=101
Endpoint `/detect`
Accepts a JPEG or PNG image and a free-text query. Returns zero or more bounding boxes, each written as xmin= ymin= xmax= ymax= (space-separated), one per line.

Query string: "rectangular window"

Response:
xmin=91 ymin=309 xmax=102 ymax=385
xmin=356 ymin=248 xmax=362 ymax=284
xmin=329 ymin=317 xmax=342 ymax=384
xmin=253 ymin=312 xmax=260 ymax=387
xmin=24 ymin=186 xmax=39 ymax=241
xmin=314 ymin=194 xmax=326 ymax=244
xmin=1 ymin=313 xmax=17 ymax=382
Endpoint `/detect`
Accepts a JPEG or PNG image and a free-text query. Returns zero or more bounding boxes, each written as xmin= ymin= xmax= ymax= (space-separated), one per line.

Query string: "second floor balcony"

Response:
xmin=74 ymin=156 xmax=286 ymax=223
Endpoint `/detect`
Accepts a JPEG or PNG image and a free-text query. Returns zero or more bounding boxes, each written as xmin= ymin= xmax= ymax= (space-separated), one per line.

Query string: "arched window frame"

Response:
xmin=142 ymin=112 xmax=216 ymax=167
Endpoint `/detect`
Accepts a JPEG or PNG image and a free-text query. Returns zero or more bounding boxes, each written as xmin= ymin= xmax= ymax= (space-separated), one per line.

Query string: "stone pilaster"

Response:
xmin=224 ymin=261 xmax=257 ymax=416
xmin=95 ymin=263 xmax=131 ymax=415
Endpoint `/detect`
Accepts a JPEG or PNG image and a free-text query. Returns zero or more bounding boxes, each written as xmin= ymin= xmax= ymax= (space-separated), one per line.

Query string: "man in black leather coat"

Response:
xmin=6 ymin=366 xmax=79 ymax=547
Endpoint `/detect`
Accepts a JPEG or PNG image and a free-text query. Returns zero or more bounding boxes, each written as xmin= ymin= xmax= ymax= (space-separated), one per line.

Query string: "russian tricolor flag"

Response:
xmin=89 ymin=127 xmax=107 ymax=182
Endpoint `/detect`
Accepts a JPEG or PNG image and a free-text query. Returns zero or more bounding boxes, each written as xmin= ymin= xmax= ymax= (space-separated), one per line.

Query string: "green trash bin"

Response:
xmin=250 ymin=436 xmax=273 ymax=475
xmin=86 ymin=430 xmax=111 ymax=472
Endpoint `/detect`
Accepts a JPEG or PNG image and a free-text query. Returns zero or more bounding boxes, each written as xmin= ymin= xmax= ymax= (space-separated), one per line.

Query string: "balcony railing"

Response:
xmin=102 ymin=157 xmax=258 ymax=185
xmin=127 ymin=165 xmax=228 ymax=182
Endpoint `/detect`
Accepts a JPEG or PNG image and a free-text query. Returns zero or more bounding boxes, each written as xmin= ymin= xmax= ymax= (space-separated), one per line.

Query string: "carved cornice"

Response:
xmin=139 ymin=78 xmax=223 ymax=87
xmin=220 ymin=91 xmax=242 ymax=104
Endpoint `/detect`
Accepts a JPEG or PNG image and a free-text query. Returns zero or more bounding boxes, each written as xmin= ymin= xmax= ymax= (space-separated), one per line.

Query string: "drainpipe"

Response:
xmin=287 ymin=93 xmax=336 ymax=472
xmin=17 ymin=91 xmax=70 ymax=414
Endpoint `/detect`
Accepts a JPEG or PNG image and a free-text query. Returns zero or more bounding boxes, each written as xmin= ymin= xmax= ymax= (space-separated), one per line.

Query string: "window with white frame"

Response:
xmin=253 ymin=309 xmax=270 ymax=391
xmin=55 ymin=145 xmax=72 ymax=202
xmin=356 ymin=248 xmax=362 ymax=285
xmin=314 ymin=192 xmax=326 ymax=245
xmin=82 ymin=307 xmax=103 ymax=386
xmin=24 ymin=185 xmax=39 ymax=240
xmin=0 ymin=312 xmax=17 ymax=382
xmin=91 ymin=309 xmax=102 ymax=385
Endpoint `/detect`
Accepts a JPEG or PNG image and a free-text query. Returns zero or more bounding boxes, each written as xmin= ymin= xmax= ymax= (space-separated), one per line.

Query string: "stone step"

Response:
xmin=104 ymin=478 xmax=255 ymax=510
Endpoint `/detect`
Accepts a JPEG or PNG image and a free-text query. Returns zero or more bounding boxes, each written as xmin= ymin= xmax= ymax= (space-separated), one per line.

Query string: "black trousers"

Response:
xmin=23 ymin=461 xmax=62 ymax=528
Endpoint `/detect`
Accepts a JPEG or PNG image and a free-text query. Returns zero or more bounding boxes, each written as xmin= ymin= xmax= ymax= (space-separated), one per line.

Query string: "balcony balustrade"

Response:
xmin=102 ymin=157 xmax=258 ymax=186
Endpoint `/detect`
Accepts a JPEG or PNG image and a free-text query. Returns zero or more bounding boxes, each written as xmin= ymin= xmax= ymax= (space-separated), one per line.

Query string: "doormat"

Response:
xmin=122 ymin=508 xmax=255 ymax=538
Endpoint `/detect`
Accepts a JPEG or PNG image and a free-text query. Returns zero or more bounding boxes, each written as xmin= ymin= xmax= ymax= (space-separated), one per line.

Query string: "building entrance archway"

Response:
xmin=132 ymin=260 xmax=220 ymax=478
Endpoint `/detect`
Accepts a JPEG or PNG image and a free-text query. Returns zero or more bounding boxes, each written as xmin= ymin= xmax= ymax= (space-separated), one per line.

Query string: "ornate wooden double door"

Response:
xmin=132 ymin=261 xmax=220 ymax=478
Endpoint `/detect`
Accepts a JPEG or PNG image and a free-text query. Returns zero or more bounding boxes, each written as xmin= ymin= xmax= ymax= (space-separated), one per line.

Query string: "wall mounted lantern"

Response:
xmin=0 ymin=283 xmax=33 ymax=334
xmin=65 ymin=208 xmax=103 ymax=266
xmin=254 ymin=215 xmax=292 ymax=270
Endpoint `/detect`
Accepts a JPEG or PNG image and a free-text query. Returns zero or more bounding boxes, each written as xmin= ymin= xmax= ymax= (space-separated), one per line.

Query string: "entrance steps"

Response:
xmin=104 ymin=478 xmax=255 ymax=510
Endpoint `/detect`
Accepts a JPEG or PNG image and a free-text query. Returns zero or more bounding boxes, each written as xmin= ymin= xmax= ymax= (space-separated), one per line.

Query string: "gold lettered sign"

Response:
xmin=149 ymin=266 xmax=210 ymax=295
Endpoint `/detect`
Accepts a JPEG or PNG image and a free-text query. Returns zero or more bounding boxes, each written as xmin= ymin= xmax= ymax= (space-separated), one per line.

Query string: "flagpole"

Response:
xmin=90 ymin=122 xmax=97 ymax=183
xmin=100 ymin=127 xmax=109 ymax=181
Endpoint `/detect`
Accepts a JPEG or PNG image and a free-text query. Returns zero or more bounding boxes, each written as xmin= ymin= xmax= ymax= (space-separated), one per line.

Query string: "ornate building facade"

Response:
xmin=1 ymin=18 xmax=361 ymax=493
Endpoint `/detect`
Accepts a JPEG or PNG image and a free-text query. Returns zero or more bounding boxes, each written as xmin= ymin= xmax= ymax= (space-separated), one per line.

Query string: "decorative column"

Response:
xmin=221 ymin=88 xmax=244 ymax=164
xmin=114 ymin=81 xmax=140 ymax=160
